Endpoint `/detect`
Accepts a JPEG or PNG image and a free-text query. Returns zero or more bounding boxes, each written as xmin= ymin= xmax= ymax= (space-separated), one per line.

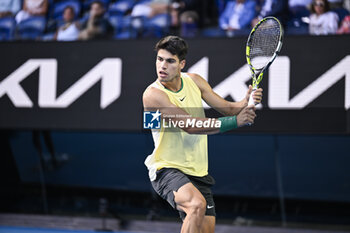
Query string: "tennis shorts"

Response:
xmin=151 ymin=168 xmax=216 ymax=220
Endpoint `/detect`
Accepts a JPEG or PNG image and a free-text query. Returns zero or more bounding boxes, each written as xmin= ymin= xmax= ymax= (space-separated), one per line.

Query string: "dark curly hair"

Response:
xmin=155 ymin=36 xmax=188 ymax=61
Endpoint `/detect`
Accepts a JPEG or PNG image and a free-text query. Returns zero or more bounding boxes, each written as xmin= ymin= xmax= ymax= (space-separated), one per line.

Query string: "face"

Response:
xmin=90 ymin=3 xmax=104 ymax=17
xmin=63 ymin=8 xmax=74 ymax=22
xmin=156 ymin=49 xmax=185 ymax=83
xmin=313 ymin=0 xmax=325 ymax=15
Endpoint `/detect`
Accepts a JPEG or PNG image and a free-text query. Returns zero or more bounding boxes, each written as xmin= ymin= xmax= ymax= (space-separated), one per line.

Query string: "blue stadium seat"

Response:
xmin=51 ymin=0 xmax=81 ymax=20
xmin=109 ymin=14 xmax=123 ymax=27
xmin=108 ymin=0 xmax=135 ymax=16
xmin=109 ymin=15 xmax=137 ymax=39
xmin=216 ymin=0 xmax=229 ymax=16
xmin=142 ymin=13 xmax=170 ymax=38
xmin=201 ymin=27 xmax=226 ymax=38
xmin=181 ymin=22 xmax=198 ymax=38
xmin=332 ymin=7 xmax=350 ymax=25
xmin=286 ymin=5 xmax=310 ymax=35
xmin=17 ymin=16 xmax=47 ymax=40
xmin=0 ymin=17 xmax=16 ymax=41
xmin=137 ymin=0 xmax=152 ymax=4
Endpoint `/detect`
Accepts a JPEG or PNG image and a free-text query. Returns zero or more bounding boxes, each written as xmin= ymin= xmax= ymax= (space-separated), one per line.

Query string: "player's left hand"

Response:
xmin=245 ymin=85 xmax=263 ymax=105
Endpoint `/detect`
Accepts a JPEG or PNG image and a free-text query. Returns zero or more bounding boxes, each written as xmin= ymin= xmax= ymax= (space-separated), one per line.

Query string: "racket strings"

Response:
xmin=249 ymin=19 xmax=281 ymax=70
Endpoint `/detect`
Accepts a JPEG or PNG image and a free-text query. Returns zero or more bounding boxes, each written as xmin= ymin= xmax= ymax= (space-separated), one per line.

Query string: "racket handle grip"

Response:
xmin=248 ymin=88 xmax=257 ymax=106
xmin=247 ymin=88 xmax=256 ymax=126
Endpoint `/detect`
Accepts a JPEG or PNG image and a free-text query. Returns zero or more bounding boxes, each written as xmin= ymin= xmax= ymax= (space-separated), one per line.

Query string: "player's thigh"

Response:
xmin=201 ymin=215 xmax=215 ymax=233
xmin=173 ymin=182 xmax=206 ymax=212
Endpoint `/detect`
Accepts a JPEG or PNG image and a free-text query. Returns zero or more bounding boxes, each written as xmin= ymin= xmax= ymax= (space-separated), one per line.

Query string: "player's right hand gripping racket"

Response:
xmin=246 ymin=16 xmax=284 ymax=106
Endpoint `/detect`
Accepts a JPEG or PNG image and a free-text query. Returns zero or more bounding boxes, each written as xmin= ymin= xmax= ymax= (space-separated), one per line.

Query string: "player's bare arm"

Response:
xmin=143 ymin=87 xmax=221 ymax=134
xmin=187 ymin=73 xmax=263 ymax=115
xmin=143 ymin=86 xmax=256 ymax=134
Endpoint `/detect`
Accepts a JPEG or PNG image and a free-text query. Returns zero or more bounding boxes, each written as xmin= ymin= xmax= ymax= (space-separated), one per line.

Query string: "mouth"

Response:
xmin=159 ymin=71 xmax=168 ymax=77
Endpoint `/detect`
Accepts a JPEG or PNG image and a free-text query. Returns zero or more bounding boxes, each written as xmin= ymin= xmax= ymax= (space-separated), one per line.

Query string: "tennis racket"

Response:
xmin=246 ymin=16 xmax=284 ymax=106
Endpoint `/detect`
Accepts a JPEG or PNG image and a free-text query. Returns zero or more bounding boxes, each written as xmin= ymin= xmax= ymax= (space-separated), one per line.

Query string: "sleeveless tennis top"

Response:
xmin=144 ymin=73 xmax=208 ymax=181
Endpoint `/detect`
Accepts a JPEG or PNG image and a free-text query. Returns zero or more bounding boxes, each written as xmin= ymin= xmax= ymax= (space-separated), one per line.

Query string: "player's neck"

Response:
xmin=160 ymin=76 xmax=182 ymax=92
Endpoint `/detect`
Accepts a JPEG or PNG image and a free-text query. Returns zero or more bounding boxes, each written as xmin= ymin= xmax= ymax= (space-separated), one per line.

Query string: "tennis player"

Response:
xmin=143 ymin=36 xmax=262 ymax=233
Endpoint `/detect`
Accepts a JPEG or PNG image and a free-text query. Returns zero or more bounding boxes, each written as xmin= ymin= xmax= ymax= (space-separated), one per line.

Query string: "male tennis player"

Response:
xmin=143 ymin=36 xmax=262 ymax=233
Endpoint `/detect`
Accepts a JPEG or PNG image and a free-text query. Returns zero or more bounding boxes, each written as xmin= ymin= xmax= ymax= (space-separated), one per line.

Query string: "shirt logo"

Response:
xmin=207 ymin=205 xmax=214 ymax=209
xmin=180 ymin=96 xmax=186 ymax=101
xmin=143 ymin=110 xmax=161 ymax=129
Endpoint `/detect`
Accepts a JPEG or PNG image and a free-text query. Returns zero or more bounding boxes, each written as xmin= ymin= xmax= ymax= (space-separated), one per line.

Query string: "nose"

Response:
xmin=160 ymin=60 xmax=167 ymax=69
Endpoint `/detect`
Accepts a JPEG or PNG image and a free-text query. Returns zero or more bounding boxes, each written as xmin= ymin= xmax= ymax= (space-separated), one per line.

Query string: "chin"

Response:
xmin=158 ymin=77 xmax=170 ymax=82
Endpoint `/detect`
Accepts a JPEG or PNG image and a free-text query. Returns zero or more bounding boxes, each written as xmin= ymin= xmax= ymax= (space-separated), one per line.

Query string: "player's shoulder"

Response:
xmin=183 ymin=72 xmax=205 ymax=83
xmin=184 ymin=72 xmax=209 ymax=91
xmin=143 ymin=82 xmax=172 ymax=108
xmin=143 ymin=82 xmax=167 ymax=101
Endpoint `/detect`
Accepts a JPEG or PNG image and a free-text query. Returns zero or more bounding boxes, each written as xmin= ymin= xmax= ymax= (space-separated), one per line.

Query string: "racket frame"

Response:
xmin=246 ymin=16 xmax=284 ymax=90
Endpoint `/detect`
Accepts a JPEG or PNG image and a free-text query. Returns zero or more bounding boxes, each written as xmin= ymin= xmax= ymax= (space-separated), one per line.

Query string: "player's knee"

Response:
xmin=188 ymin=196 xmax=206 ymax=216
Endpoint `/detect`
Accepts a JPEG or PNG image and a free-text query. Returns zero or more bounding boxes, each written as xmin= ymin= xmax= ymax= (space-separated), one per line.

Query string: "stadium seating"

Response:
xmin=108 ymin=0 xmax=136 ymax=16
xmin=0 ymin=17 xmax=16 ymax=41
xmin=142 ymin=13 xmax=170 ymax=38
xmin=17 ymin=16 xmax=47 ymax=40
xmin=201 ymin=27 xmax=226 ymax=37
xmin=2 ymin=0 xmax=348 ymax=41
xmin=109 ymin=15 xmax=137 ymax=39
xmin=109 ymin=13 xmax=170 ymax=39
xmin=332 ymin=7 xmax=350 ymax=24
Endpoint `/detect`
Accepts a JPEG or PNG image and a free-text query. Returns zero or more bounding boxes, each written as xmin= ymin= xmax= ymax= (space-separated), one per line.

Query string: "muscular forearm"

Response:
xmin=215 ymin=100 xmax=245 ymax=116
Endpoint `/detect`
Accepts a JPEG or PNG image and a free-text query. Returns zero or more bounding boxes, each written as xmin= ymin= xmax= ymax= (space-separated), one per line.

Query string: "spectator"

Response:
xmin=219 ymin=0 xmax=256 ymax=37
xmin=131 ymin=0 xmax=170 ymax=18
xmin=251 ymin=0 xmax=288 ymax=28
xmin=337 ymin=14 xmax=350 ymax=33
xmin=15 ymin=0 xmax=48 ymax=24
xmin=177 ymin=0 xmax=213 ymax=29
xmin=170 ymin=0 xmax=201 ymax=33
xmin=54 ymin=6 xmax=79 ymax=41
xmin=309 ymin=0 xmax=339 ymax=35
xmin=0 ymin=0 xmax=21 ymax=18
xmin=180 ymin=10 xmax=198 ymax=37
xmin=170 ymin=0 xmax=182 ymax=30
xmin=78 ymin=1 xmax=113 ymax=40
xmin=131 ymin=0 xmax=183 ymax=29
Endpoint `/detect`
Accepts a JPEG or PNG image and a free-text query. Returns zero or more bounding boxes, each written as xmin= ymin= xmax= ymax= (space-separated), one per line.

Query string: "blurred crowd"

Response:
xmin=0 ymin=0 xmax=349 ymax=41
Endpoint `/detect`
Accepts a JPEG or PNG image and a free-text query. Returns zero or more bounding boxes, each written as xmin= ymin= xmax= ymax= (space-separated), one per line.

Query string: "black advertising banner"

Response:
xmin=0 ymin=36 xmax=350 ymax=133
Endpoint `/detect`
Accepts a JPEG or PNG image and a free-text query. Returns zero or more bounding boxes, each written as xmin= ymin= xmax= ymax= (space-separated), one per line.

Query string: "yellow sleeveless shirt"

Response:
xmin=144 ymin=73 xmax=208 ymax=181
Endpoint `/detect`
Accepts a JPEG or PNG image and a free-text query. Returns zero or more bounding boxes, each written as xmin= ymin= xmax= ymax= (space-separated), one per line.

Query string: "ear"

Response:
xmin=180 ymin=59 xmax=186 ymax=70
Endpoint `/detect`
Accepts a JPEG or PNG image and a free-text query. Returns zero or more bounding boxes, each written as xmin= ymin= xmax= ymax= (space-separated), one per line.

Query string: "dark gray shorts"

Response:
xmin=151 ymin=168 xmax=216 ymax=219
